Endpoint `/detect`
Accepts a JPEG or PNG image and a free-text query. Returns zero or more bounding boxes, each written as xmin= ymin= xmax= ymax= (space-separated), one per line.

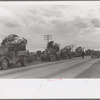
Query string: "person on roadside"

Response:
xmin=81 ymin=50 xmax=85 ymax=59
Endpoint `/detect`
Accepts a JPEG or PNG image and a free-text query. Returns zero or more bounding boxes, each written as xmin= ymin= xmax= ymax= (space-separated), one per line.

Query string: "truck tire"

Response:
xmin=20 ymin=57 xmax=28 ymax=66
xmin=1 ymin=58 xmax=9 ymax=70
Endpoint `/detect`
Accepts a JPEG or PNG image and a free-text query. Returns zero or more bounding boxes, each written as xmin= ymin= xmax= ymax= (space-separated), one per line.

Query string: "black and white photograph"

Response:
xmin=0 ymin=1 xmax=100 ymax=78
xmin=0 ymin=1 xmax=100 ymax=99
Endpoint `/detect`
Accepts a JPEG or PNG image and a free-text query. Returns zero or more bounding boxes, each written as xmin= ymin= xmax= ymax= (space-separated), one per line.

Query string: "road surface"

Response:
xmin=0 ymin=56 xmax=99 ymax=78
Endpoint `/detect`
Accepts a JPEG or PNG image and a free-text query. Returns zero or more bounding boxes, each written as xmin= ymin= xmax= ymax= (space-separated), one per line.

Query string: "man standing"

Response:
xmin=81 ymin=50 xmax=85 ymax=59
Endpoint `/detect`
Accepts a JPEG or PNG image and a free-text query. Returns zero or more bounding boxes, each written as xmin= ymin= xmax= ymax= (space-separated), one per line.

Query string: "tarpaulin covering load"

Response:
xmin=1 ymin=34 xmax=27 ymax=45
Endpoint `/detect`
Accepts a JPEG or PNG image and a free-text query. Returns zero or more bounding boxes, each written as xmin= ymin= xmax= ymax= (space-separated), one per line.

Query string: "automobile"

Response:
xmin=91 ymin=51 xmax=100 ymax=58
xmin=0 ymin=44 xmax=29 ymax=70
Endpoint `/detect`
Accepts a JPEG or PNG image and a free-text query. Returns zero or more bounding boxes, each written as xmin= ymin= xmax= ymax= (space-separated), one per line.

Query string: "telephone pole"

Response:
xmin=44 ymin=34 xmax=52 ymax=48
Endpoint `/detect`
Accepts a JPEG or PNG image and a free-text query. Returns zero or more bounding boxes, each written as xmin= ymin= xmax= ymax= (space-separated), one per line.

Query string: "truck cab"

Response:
xmin=0 ymin=43 xmax=29 ymax=70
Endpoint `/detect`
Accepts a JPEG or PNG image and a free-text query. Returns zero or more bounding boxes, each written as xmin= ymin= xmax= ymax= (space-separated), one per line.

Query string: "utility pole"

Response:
xmin=44 ymin=34 xmax=52 ymax=48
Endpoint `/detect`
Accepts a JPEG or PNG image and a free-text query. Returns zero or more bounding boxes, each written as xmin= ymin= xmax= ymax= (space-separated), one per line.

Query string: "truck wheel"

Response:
xmin=1 ymin=59 xmax=9 ymax=70
xmin=20 ymin=58 xmax=28 ymax=66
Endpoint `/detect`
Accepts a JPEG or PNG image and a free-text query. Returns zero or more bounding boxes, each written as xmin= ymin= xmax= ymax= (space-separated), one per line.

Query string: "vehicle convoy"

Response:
xmin=1 ymin=34 xmax=99 ymax=70
xmin=0 ymin=34 xmax=29 ymax=70
xmin=91 ymin=50 xmax=100 ymax=58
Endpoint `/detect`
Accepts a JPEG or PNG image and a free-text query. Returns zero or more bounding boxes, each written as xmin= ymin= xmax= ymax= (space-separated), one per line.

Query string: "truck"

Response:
xmin=40 ymin=41 xmax=60 ymax=62
xmin=91 ymin=50 xmax=100 ymax=58
xmin=60 ymin=46 xmax=72 ymax=59
xmin=0 ymin=34 xmax=29 ymax=70
xmin=0 ymin=43 xmax=30 ymax=70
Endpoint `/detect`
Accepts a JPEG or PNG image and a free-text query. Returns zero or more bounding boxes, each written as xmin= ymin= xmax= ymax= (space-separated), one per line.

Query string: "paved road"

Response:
xmin=0 ymin=56 xmax=99 ymax=78
xmin=76 ymin=59 xmax=100 ymax=78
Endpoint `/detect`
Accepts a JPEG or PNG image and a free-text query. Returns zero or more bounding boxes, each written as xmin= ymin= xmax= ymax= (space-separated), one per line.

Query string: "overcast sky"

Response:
xmin=0 ymin=2 xmax=100 ymax=51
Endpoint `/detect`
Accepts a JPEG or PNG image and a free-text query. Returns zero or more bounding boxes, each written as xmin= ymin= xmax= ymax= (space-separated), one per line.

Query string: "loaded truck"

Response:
xmin=60 ymin=46 xmax=72 ymax=59
xmin=91 ymin=50 xmax=100 ymax=58
xmin=41 ymin=41 xmax=60 ymax=61
xmin=0 ymin=34 xmax=29 ymax=70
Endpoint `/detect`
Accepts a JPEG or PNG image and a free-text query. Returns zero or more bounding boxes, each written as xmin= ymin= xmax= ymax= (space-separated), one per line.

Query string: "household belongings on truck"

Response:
xmin=1 ymin=34 xmax=27 ymax=46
